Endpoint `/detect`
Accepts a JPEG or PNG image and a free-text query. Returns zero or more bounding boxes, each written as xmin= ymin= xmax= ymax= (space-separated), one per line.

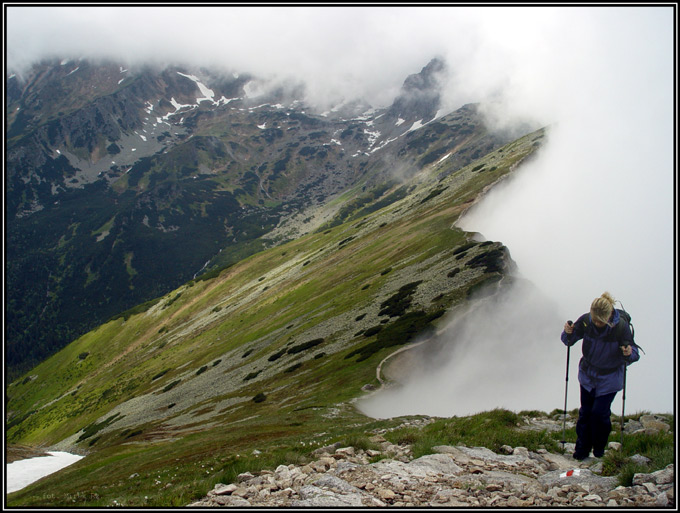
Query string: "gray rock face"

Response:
xmin=188 ymin=435 xmax=674 ymax=508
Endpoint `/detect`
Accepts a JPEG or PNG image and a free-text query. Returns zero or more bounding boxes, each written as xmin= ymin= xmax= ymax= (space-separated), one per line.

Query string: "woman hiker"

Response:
xmin=561 ymin=292 xmax=640 ymax=461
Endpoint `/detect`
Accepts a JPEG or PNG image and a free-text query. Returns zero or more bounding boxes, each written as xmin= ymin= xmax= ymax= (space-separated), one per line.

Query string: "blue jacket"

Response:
xmin=561 ymin=309 xmax=640 ymax=396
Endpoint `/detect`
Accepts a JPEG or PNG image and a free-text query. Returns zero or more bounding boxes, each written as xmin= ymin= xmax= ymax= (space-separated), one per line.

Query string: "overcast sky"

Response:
xmin=6 ymin=5 xmax=676 ymax=415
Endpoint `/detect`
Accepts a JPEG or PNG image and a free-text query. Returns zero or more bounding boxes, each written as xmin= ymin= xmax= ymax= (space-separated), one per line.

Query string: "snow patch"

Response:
xmin=407 ymin=120 xmax=425 ymax=132
xmin=7 ymin=452 xmax=84 ymax=493
xmin=177 ymin=71 xmax=216 ymax=104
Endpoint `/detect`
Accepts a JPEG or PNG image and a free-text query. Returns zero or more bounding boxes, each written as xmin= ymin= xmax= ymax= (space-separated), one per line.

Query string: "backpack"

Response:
xmin=583 ymin=305 xmax=644 ymax=353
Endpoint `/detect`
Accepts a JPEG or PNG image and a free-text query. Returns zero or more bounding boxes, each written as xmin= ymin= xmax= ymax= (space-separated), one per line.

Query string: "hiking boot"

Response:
xmin=593 ymin=450 xmax=605 ymax=458
xmin=573 ymin=451 xmax=589 ymax=461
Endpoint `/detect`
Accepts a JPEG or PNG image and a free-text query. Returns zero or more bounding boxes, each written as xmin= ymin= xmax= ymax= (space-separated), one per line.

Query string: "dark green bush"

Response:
xmin=347 ymin=309 xmax=445 ymax=362
xmin=268 ymin=349 xmax=287 ymax=362
xmin=162 ymin=380 xmax=181 ymax=392
xmin=152 ymin=368 xmax=171 ymax=381
xmin=285 ymin=363 xmax=303 ymax=373
xmin=287 ymin=338 xmax=324 ymax=355
xmin=363 ymin=325 xmax=383 ymax=337
xmin=244 ymin=370 xmax=262 ymax=381
xmin=467 ymin=248 xmax=506 ymax=273
xmin=379 ymin=281 xmax=421 ymax=317
xmin=453 ymin=242 xmax=477 ymax=255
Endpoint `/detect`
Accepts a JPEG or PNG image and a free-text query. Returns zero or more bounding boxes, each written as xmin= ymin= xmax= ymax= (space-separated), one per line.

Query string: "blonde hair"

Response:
xmin=591 ymin=291 xmax=616 ymax=326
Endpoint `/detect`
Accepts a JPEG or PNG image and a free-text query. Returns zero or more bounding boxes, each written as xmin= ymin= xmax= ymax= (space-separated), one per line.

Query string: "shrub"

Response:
xmin=244 ymin=371 xmax=261 ymax=382
xmin=378 ymin=281 xmax=421 ymax=317
xmin=152 ymin=369 xmax=171 ymax=381
xmin=419 ymin=186 xmax=447 ymax=204
xmin=77 ymin=413 xmax=124 ymax=442
xmin=78 ymin=352 xmax=89 ymax=360
xmin=466 ymin=248 xmax=506 ymax=273
xmin=453 ymin=242 xmax=477 ymax=255
xmin=347 ymin=309 xmax=445 ymax=362
xmin=162 ymin=380 xmax=181 ymax=392
xmin=284 ymin=363 xmax=303 ymax=373
xmin=253 ymin=393 xmax=267 ymax=403
xmin=268 ymin=349 xmax=287 ymax=362
xmin=287 ymin=338 xmax=324 ymax=355
xmin=363 ymin=325 xmax=383 ymax=337
xmin=195 ymin=366 xmax=208 ymax=376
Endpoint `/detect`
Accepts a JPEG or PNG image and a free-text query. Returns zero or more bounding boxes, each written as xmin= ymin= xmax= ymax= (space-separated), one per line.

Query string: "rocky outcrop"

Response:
xmin=188 ymin=418 xmax=674 ymax=508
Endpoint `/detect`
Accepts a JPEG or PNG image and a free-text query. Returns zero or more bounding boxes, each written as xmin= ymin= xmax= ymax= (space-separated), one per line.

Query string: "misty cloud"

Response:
xmin=358 ymin=277 xmax=568 ymax=418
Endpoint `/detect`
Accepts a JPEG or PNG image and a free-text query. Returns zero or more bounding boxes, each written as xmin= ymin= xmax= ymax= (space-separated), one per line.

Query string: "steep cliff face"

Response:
xmin=6 ymin=57 xmax=525 ymax=379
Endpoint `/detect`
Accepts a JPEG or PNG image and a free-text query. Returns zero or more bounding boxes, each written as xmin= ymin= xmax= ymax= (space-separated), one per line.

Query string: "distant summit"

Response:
xmin=387 ymin=57 xmax=446 ymax=123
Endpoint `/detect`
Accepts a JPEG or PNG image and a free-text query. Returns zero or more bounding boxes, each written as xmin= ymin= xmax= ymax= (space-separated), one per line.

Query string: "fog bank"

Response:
xmin=358 ymin=278 xmax=569 ymax=418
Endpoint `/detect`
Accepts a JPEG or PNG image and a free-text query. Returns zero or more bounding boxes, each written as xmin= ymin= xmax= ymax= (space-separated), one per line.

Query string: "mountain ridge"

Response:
xmin=6 ymin=57 xmax=520 ymax=380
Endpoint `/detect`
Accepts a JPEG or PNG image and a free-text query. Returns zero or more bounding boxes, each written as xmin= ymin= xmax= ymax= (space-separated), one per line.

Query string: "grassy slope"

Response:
xmin=8 ymin=127 xmax=550 ymax=507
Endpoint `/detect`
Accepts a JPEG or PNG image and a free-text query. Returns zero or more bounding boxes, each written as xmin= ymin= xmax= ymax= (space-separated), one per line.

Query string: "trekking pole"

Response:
xmin=561 ymin=321 xmax=573 ymax=450
xmin=621 ymin=364 xmax=627 ymax=446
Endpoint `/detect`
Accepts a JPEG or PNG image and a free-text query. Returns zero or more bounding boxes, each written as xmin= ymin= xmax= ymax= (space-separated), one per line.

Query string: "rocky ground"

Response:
xmin=188 ymin=415 xmax=674 ymax=508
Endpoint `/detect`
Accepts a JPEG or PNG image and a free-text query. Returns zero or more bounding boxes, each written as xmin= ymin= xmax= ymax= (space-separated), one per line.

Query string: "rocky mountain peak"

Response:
xmin=386 ymin=57 xmax=447 ymax=124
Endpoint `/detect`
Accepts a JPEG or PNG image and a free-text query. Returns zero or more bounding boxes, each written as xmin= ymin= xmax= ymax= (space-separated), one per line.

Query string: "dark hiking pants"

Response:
xmin=574 ymin=386 xmax=617 ymax=458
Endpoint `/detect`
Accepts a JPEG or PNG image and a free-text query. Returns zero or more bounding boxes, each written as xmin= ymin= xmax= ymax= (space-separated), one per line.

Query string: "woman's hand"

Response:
xmin=621 ymin=345 xmax=633 ymax=357
xmin=564 ymin=321 xmax=574 ymax=334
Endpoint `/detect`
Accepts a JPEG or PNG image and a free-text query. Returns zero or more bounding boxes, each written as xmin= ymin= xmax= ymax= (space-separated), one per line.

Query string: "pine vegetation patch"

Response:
xmin=466 ymin=247 xmax=506 ymax=273
xmin=162 ymin=380 xmax=181 ymax=392
xmin=152 ymin=369 xmax=171 ymax=381
xmin=346 ymin=309 xmax=444 ymax=362
xmin=77 ymin=413 xmax=124 ymax=443
xmin=379 ymin=281 xmax=422 ymax=317
xmin=287 ymin=338 xmax=324 ymax=355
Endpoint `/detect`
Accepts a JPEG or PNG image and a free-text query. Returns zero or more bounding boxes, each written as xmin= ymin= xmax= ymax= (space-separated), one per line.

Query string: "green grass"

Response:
xmin=387 ymin=409 xmax=563 ymax=458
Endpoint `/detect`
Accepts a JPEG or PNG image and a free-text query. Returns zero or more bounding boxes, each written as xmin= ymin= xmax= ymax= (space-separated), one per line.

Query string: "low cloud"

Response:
xmin=358 ymin=278 xmax=567 ymax=418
